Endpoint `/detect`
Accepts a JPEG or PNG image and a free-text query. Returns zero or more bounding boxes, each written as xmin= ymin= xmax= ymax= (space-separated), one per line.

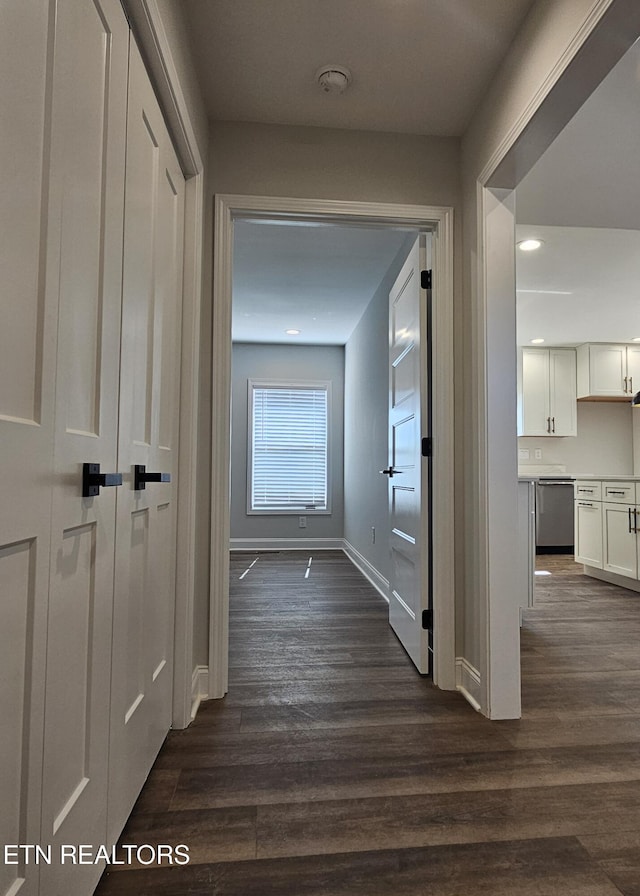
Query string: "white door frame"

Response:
xmin=472 ymin=0 xmax=640 ymax=718
xmin=210 ymin=195 xmax=456 ymax=697
xmin=122 ymin=0 xmax=205 ymax=729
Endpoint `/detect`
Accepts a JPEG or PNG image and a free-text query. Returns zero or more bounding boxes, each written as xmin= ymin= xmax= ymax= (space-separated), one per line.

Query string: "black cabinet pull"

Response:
xmin=134 ymin=464 xmax=171 ymax=491
xmin=380 ymin=467 xmax=403 ymax=478
xmin=82 ymin=463 xmax=123 ymax=497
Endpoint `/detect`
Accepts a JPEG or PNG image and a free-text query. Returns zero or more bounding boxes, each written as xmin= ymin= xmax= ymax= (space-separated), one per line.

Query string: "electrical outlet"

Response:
xmin=298 ymin=516 xmax=307 ymax=528
xmin=534 ymin=449 xmax=543 ymax=460
xmin=518 ymin=448 xmax=530 ymax=461
xmin=371 ymin=526 xmax=376 ymax=544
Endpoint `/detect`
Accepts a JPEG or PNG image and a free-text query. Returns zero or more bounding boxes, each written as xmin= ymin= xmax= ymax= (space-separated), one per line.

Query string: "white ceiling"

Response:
xmin=515 ymin=226 xmax=640 ymax=346
xmin=232 ymin=221 xmax=413 ymax=344
xmin=185 ymin=4 xmax=640 ymax=350
xmin=183 ymin=0 xmax=535 ymax=136
xmin=515 ymin=38 xmax=640 ymax=347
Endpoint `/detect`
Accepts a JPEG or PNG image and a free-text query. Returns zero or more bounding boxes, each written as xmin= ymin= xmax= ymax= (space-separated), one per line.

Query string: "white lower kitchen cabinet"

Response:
xmin=602 ymin=502 xmax=638 ymax=579
xmin=574 ymin=498 xmax=603 ymax=567
xmin=574 ymin=480 xmax=640 ymax=589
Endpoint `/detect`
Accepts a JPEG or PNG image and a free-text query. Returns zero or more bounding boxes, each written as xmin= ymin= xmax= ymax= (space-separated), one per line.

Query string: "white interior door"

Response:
xmin=38 ymin=3 xmax=129 ymax=893
xmin=386 ymin=236 xmax=432 ymax=673
xmin=0 ymin=3 xmax=58 ymax=893
xmin=108 ymin=40 xmax=185 ymax=843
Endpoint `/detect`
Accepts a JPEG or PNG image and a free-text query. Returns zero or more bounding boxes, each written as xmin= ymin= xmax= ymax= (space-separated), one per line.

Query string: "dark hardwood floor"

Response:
xmin=95 ymin=551 xmax=640 ymax=895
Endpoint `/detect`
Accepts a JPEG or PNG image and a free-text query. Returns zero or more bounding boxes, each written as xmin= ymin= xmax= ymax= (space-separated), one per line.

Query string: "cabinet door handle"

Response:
xmin=630 ymin=508 xmax=634 ymax=533
xmin=578 ymin=488 xmax=594 ymax=493
xmin=546 ymin=416 xmax=550 ymax=433
xmin=551 ymin=416 xmax=555 ymax=433
xmin=578 ymin=502 xmax=594 ymax=507
xmin=635 ymin=508 xmax=638 ymax=534
xmin=624 ymin=375 xmax=628 ymax=392
xmin=608 ymin=490 xmax=626 ymax=496
xmin=630 ymin=377 xmax=633 ymax=393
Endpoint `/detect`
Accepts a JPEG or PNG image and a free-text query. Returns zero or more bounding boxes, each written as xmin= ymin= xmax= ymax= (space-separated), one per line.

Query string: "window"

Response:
xmin=248 ymin=380 xmax=330 ymax=514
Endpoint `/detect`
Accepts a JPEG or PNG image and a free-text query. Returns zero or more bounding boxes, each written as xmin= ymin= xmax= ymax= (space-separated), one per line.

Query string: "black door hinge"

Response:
xmin=422 ymin=608 xmax=433 ymax=630
xmin=421 ymin=269 xmax=432 ymax=290
xmin=421 ymin=437 xmax=432 ymax=457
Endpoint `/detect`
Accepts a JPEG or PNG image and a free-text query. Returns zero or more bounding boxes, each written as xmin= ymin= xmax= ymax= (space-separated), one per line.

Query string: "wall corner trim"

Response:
xmin=342 ymin=540 xmax=390 ymax=603
xmin=123 ymin=0 xmax=204 ymax=176
xmin=456 ymin=658 xmax=482 ymax=713
xmin=190 ymin=665 xmax=209 ymax=721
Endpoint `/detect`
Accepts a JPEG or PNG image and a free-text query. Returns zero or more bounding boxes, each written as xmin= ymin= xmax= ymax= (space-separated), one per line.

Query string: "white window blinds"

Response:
xmin=250 ymin=383 xmax=329 ymax=512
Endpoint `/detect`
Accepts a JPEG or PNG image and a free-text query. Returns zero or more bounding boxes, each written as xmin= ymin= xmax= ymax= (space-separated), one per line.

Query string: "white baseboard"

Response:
xmin=456 ymin=657 xmax=482 ymax=712
xmin=342 ymin=540 xmax=390 ymax=603
xmin=584 ymin=565 xmax=640 ymax=593
xmin=190 ymin=665 xmax=209 ymax=721
xmin=230 ymin=537 xmax=344 ymax=552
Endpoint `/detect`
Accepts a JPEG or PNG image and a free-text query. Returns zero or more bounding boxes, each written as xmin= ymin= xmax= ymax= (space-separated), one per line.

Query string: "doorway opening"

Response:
xmin=478 ymin=16 xmax=640 ymax=718
xmin=210 ymin=196 xmax=455 ymax=700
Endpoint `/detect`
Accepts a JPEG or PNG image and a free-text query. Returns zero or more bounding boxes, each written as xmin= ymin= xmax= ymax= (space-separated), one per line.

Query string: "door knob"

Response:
xmin=134 ymin=464 xmax=171 ymax=491
xmin=380 ymin=467 xmax=402 ymax=477
xmin=82 ymin=463 xmax=123 ymax=497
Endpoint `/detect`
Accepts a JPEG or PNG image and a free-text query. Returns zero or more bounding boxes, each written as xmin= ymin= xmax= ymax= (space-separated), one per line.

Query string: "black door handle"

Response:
xmin=134 ymin=464 xmax=171 ymax=491
xmin=380 ymin=467 xmax=403 ymax=477
xmin=82 ymin=463 xmax=123 ymax=497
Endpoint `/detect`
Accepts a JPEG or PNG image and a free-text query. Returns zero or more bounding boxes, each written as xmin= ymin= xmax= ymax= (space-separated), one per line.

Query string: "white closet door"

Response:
xmin=38 ymin=2 xmax=129 ymax=894
xmin=0 ymin=3 xmax=56 ymax=894
xmin=108 ymin=40 xmax=185 ymax=843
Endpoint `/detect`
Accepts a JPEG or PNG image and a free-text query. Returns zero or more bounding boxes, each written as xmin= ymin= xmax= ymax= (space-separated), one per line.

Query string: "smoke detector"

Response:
xmin=316 ymin=65 xmax=352 ymax=94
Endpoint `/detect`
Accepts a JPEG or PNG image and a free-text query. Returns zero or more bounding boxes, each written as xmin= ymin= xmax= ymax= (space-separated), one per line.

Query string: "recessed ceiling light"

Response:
xmin=633 ymin=337 xmax=640 ymax=342
xmin=517 ymin=239 xmax=544 ymax=251
xmin=530 ymin=338 xmax=545 ymax=344
xmin=285 ymin=329 xmax=301 ymax=336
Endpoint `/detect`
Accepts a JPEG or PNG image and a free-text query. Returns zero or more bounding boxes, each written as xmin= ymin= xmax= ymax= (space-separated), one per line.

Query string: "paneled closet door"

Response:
xmin=0 ymin=3 xmax=57 ymax=894
xmin=38 ymin=2 xmax=129 ymax=894
xmin=108 ymin=40 xmax=185 ymax=844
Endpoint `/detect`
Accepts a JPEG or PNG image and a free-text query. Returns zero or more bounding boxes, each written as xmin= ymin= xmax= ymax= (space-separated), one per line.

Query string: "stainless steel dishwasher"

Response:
xmin=535 ymin=479 xmax=575 ymax=552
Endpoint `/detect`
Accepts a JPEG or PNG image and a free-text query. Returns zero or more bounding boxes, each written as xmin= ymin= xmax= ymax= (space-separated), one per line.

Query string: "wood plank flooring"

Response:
xmin=95 ymin=551 xmax=640 ymax=895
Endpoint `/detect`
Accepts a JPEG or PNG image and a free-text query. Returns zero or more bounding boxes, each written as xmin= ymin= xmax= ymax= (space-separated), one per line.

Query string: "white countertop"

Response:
xmin=572 ymin=474 xmax=640 ymax=481
xmin=519 ymin=472 xmax=640 ymax=482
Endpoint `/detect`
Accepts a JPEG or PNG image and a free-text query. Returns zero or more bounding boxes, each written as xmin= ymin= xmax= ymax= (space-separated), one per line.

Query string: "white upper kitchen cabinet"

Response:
xmin=517 ymin=348 xmax=577 ymax=436
xmin=577 ymin=343 xmax=640 ymax=399
xmin=627 ymin=345 xmax=640 ymax=396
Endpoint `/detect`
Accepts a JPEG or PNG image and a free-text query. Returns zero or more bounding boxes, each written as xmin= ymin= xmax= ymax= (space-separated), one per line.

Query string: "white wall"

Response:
xmin=343 ymin=235 xmax=416 ymax=587
xmin=230 ymin=343 xmax=345 ymax=542
xmin=209 ymin=121 xmax=460 ymax=206
xmin=519 ymin=402 xmax=634 ymax=474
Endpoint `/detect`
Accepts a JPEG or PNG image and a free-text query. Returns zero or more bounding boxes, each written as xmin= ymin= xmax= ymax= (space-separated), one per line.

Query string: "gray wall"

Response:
xmin=230 ymin=343 xmax=345 ymax=541
xmin=343 ymin=235 xmax=417 ymax=585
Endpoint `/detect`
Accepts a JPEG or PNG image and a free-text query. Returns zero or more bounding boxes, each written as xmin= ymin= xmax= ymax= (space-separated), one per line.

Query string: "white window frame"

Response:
xmin=247 ymin=379 xmax=332 ymax=515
